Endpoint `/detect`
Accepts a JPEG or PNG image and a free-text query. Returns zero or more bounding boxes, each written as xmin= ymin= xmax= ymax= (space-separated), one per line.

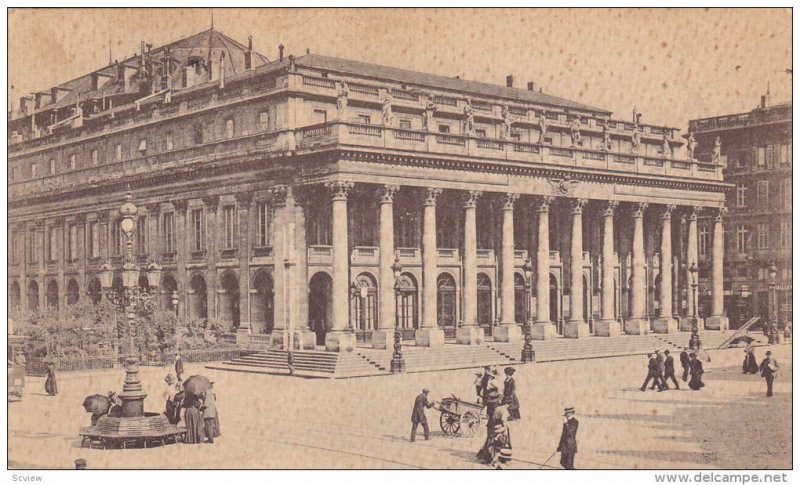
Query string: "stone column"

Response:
xmin=76 ymin=215 xmax=86 ymax=303
xmin=325 ymin=180 xmax=357 ymax=352
xmin=373 ymin=184 xmax=400 ymax=349
xmin=532 ymin=196 xmax=556 ymax=340
xmin=416 ymin=187 xmax=445 ymax=347
xmin=235 ymin=192 xmax=253 ymax=342
xmin=202 ymin=196 xmax=219 ymax=322
xmin=293 ymin=193 xmax=314 ymax=349
xmin=174 ymin=200 xmax=188 ymax=322
xmin=19 ymin=223 xmax=28 ymax=311
xmin=654 ymin=205 xmax=678 ymax=333
xmin=625 ymin=202 xmax=649 ymax=334
xmin=705 ymin=207 xmax=729 ymax=330
xmin=565 ymin=199 xmax=589 ymax=338
xmin=494 ymin=193 xmax=522 ymax=342
xmin=269 ymin=186 xmax=290 ymax=348
xmin=596 ymin=201 xmax=620 ymax=336
xmin=680 ymin=207 xmax=704 ymax=330
xmin=457 ymin=190 xmax=484 ymax=344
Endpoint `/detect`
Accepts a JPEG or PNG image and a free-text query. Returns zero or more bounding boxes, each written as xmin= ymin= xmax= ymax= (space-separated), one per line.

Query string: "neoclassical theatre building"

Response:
xmin=8 ymin=29 xmax=731 ymax=351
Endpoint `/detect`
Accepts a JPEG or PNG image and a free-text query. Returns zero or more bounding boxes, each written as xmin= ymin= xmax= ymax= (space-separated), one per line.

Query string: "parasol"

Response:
xmin=82 ymin=394 xmax=110 ymax=415
xmin=182 ymin=375 xmax=211 ymax=397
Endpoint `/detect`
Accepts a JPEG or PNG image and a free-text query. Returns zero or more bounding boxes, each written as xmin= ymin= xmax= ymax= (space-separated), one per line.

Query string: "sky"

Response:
xmin=7 ymin=8 xmax=792 ymax=130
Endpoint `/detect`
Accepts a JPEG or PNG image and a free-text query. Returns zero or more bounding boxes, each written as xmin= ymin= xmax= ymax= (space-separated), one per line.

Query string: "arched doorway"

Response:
xmin=549 ymin=274 xmax=560 ymax=333
xmin=189 ymin=274 xmax=208 ymax=322
xmin=138 ymin=274 xmax=150 ymax=293
xmin=514 ymin=273 xmax=526 ymax=324
xmin=309 ymin=272 xmax=333 ymax=345
xmin=27 ymin=281 xmax=39 ymax=311
xmin=437 ymin=273 xmax=457 ymax=328
xmin=88 ymin=277 xmax=102 ymax=304
xmin=66 ymin=279 xmax=80 ymax=305
xmin=46 ymin=280 xmax=59 ymax=308
xmin=161 ymin=275 xmax=178 ymax=311
xmin=112 ymin=276 xmax=124 ymax=301
xmin=9 ymin=281 xmax=21 ymax=312
xmin=397 ymin=273 xmax=418 ymax=335
xmin=583 ymin=275 xmax=591 ymax=332
xmin=626 ymin=275 xmax=634 ymax=318
xmin=251 ymin=270 xmax=274 ymax=334
xmin=477 ymin=273 xmax=493 ymax=334
xmin=653 ymin=273 xmax=662 ymax=317
xmin=351 ymin=273 xmax=378 ymax=335
xmin=220 ymin=271 xmax=240 ymax=329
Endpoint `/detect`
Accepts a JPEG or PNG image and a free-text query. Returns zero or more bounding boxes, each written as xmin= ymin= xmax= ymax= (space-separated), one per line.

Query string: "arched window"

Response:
xmin=437 ymin=273 xmax=457 ymax=327
xmin=66 ymin=279 xmax=80 ymax=305
xmin=160 ymin=275 xmax=178 ymax=311
xmin=88 ymin=278 xmax=103 ymax=305
xmin=514 ymin=273 xmax=526 ymax=324
xmin=9 ymin=281 xmax=21 ymax=312
xmin=220 ymin=271 xmax=240 ymax=328
xmin=351 ymin=273 xmax=377 ymax=331
xmin=27 ymin=281 xmax=39 ymax=311
xmin=189 ymin=274 xmax=208 ymax=321
xmin=397 ymin=273 xmax=418 ymax=330
xmin=477 ymin=273 xmax=493 ymax=328
xmin=46 ymin=280 xmax=59 ymax=308
xmin=252 ymin=270 xmax=274 ymax=334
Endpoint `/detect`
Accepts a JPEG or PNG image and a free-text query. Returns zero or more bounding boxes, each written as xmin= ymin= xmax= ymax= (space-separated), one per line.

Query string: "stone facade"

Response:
xmin=7 ymin=29 xmax=731 ymax=351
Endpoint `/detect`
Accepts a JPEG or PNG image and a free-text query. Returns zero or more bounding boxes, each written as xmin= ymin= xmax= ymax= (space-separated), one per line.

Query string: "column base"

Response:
xmin=652 ymin=317 xmax=679 ymax=334
xmin=563 ymin=321 xmax=590 ymax=339
xmin=236 ymin=325 xmax=252 ymax=346
xmin=624 ymin=318 xmax=650 ymax=335
xmin=595 ymin=319 xmax=621 ymax=337
xmin=415 ymin=327 xmax=445 ymax=347
xmin=679 ymin=317 xmax=705 ymax=332
xmin=531 ymin=322 xmax=557 ymax=340
xmin=704 ymin=315 xmax=729 ymax=331
xmin=295 ymin=330 xmax=318 ymax=350
xmin=456 ymin=326 xmax=485 ymax=345
xmin=325 ymin=330 xmax=357 ymax=352
xmin=371 ymin=329 xmax=395 ymax=350
xmin=493 ymin=324 xmax=522 ymax=343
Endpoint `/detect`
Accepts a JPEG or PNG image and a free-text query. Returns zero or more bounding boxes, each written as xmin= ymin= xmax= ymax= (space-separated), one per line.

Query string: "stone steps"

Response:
xmin=208 ymin=349 xmax=390 ymax=378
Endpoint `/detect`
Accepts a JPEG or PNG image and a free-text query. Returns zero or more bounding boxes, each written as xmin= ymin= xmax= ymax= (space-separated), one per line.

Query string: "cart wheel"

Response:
xmin=460 ymin=410 xmax=481 ymax=437
xmin=439 ymin=412 xmax=460 ymax=436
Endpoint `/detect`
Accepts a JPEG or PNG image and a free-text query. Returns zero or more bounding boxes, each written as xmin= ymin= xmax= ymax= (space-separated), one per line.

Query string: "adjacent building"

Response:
xmin=8 ymin=29 xmax=731 ymax=351
xmin=689 ymin=92 xmax=792 ymax=330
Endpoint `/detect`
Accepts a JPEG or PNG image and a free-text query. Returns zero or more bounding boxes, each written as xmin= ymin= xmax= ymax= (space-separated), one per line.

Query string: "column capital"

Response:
xmin=173 ymin=200 xmax=189 ymax=215
xmin=326 ymin=180 xmax=354 ymax=201
xmin=632 ymin=202 xmax=649 ymax=218
xmin=660 ymin=204 xmax=676 ymax=219
xmin=54 ymin=216 xmax=66 ymax=226
xmin=688 ymin=205 xmax=702 ymax=221
xmin=536 ymin=195 xmax=555 ymax=212
xmin=74 ymin=214 xmax=87 ymax=225
xmin=603 ymin=200 xmax=619 ymax=217
xmin=202 ymin=196 xmax=220 ymax=211
xmin=463 ymin=190 xmax=483 ymax=209
xmin=570 ymin=198 xmax=588 ymax=214
xmin=423 ymin=187 xmax=442 ymax=206
xmin=713 ymin=206 xmax=727 ymax=222
xmin=269 ymin=185 xmax=290 ymax=206
xmin=234 ymin=191 xmax=254 ymax=207
xmin=145 ymin=203 xmax=161 ymax=216
xmin=378 ymin=184 xmax=400 ymax=204
xmin=500 ymin=192 xmax=520 ymax=211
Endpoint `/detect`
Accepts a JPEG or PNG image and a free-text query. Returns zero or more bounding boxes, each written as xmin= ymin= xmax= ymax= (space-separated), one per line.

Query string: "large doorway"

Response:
xmin=9 ymin=281 xmax=21 ymax=312
xmin=437 ymin=273 xmax=457 ymax=328
xmin=514 ymin=273 xmax=526 ymax=324
xmin=309 ymin=272 xmax=333 ymax=346
xmin=27 ymin=281 xmax=39 ymax=311
xmin=549 ymin=274 xmax=560 ymax=332
xmin=66 ymin=279 xmax=80 ymax=305
xmin=350 ymin=273 xmax=378 ymax=336
xmin=477 ymin=273 xmax=493 ymax=334
xmin=189 ymin=274 xmax=208 ymax=322
xmin=46 ymin=280 xmax=58 ymax=308
xmin=88 ymin=277 xmax=102 ymax=304
xmin=220 ymin=271 xmax=241 ymax=329
xmin=251 ymin=270 xmax=275 ymax=334
xmin=397 ymin=273 xmax=419 ymax=337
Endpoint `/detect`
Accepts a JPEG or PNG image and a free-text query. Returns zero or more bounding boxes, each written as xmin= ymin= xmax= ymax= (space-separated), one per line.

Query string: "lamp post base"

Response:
xmin=119 ymin=356 xmax=148 ymax=418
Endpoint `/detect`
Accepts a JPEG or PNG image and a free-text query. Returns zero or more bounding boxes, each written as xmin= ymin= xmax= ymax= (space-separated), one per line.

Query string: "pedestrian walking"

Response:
xmin=183 ymin=395 xmax=205 ymax=444
xmin=688 ymin=352 xmax=705 ymax=390
xmin=640 ymin=353 xmax=663 ymax=391
xmin=477 ymin=389 xmax=503 ymax=462
xmin=663 ymin=350 xmax=680 ymax=390
xmin=557 ymin=407 xmax=579 ymax=470
xmin=679 ymin=350 xmax=691 ymax=382
xmin=410 ymin=388 xmax=435 ymax=442
xmin=652 ymin=350 xmax=667 ymax=390
xmin=759 ymin=351 xmax=779 ymax=397
xmin=502 ymin=367 xmax=520 ymax=420
xmin=174 ymin=353 xmax=184 ymax=383
xmin=44 ymin=362 xmax=58 ymax=396
xmin=202 ymin=382 xmax=220 ymax=443
xmin=742 ymin=344 xmax=759 ymax=374
xmin=473 ymin=370 xmax=484 ymax=404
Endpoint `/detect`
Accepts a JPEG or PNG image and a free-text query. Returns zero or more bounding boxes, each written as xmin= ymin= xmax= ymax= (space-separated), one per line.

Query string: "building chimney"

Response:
xmin=244 ymin=35 xmax=253 ymax=70
xmin=506 ymin=75 xmax=514 ymax=88
xmin=279 ymin=44 xmax=285 ymax=62
xmin=34 ymin=92 xmax=44 ymax=109
xmin=760 ymin=82 xmax=771 ymax=108
xmin=527 ymin=81 xmax=539 ymax=92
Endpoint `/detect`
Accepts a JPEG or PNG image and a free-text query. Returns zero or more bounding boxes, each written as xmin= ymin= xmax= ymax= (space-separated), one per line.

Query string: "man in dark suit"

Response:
xmin=759 ymin=350 xmax=779 ymax=397
xmin=411 ymin=388 xmax=436 ymax=442
xmin=557 ymin=407 xmax=579 ymax=470
xmin=651 ymin=350 xmax=667 ymax=390
xmin=640 ymin=353 xmax=664 ymax=391
xmin=663 ymin=350 xmax=680 ymax=390
xmin=679 ymin=350 xmax=691 ymax=382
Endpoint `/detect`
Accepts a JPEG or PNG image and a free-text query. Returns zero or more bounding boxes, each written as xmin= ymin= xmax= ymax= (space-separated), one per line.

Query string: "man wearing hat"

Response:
xmin=759 ymin=351 xmax=780 ymax=397
xmin=202 ymin=382 xmax=220 ymax=443
xmin=557 ymin=407 xmax=579 ymax=470
xmin=663 ymin=350 xmax=680 ymax=390
xmin=74 ymin=458 xmax=87 ymax=470
xmin=641 ymin=353 xmax=664 ymax=392
xmin=410 ymin=388 xmax=435 ymax=442
xmin=502 ymin=367 xmax=520 ymax=420
xmin=493 ymin=448 xmax=513 ymax=469
xmin=651 ymin=350 xmax=667 ymax=390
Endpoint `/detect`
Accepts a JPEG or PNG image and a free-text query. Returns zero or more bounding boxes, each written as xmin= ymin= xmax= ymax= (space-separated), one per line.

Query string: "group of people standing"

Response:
xmin=163 ymin=354 xmax=221 ymax=445
xmin=641 ymin=349 xmax=704 ymax=391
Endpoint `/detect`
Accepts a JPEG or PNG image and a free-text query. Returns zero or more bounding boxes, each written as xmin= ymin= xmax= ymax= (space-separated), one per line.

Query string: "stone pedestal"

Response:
xmin=415 ymin=327 xmax=445 ymax=347
xmin=236 ymin=326 xmax=252 ymax=346
xmin=679 ymin=317 xmax=705 ymax=332
xmin=624 ymin=318 xmax=650 ymax=335
xmin=371 ymin=329 xmax=395 ymax=350
xmin=563 ymin=322 xmax=590 ymax=339
xmin=652 ymin=317 xmax=679 ymax=334
xmin=295 ymin=330 xmax=318 ymax=350
xmin=595 ymin=319 xmax=622 ymax=337
xmin=704 ymin=315 xmax=729 ymax=331
xmin=325 ymin=330 xmax=357 ymax=352
xmin=493 ymin=324 xmax=522 ymax=343
xmin=456 ymin=326 xmax=484 ymax=345
xmin=531 ymin=322 xmax=557 ymax=340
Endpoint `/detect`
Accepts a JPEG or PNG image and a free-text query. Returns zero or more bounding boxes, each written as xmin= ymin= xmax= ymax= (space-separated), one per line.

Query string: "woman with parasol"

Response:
xmin=182 ymin=375 xmax=211 ymax=444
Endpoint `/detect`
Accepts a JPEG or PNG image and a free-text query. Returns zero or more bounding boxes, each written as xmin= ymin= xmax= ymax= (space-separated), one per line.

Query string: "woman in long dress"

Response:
xmin=501 ymin=367 xmax=520 ymax=420
xmin=183 ymin=395 xmax=206 ymax=444
xmin=688 ymin=353 xmax=705 ymax=391
xmin=742 ymin=345 xmax=758 ymax=374
xmin=44 ymin=363 xmax=58 ymax=396
xmin=477 ymin=390 xmax=502 ymax=463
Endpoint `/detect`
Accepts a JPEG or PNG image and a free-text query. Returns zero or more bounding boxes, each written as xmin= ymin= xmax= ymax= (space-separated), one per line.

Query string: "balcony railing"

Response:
xmin=253 ymin=246 xmax=273 ymax=258
xmin=220 ymin=248 xmax=239 ymax=260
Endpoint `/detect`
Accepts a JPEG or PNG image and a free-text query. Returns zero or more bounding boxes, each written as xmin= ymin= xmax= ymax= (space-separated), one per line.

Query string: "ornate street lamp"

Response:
xmin=688 ymin=261 xmax=702 ymax=351
xmin=521 ymin=257 xmax=535 ymax=363
xmin=390 ymin=256 xmax=406 ymax=373
xmin=171 ymin=290 xmax=180 ymax=351
xmin=768 ymin=263 xmax=780 ymax=345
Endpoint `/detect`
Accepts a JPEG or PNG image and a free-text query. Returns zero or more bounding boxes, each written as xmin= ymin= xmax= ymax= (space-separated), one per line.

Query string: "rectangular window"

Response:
xmin=193 ymin=125 xmax=204 ymax=145
xmin=475 ymin=129 xmax=487 ymax=138
xmin=111 ymin=220 xmax=122 ymax=256
xmin=162 ymin=212 xmax=175 ymax=253
xmin=757 ymin=180 xmax=769 ymax=208
xmin=438 ymin=124 xmax=450 ymax=133
xmin=136 ymin=216 xmax=147 ymax=254
xmin=357 ymin=114 xmax=371 ymax=124
xmin=31 ymin=162 xmax=37 ymax=178
xmin=225 ymin=118 xmax=235 ymax=139
xmin=736 ymin=184 xmax=747 ymax=208
xmin=68 ymin=224 xmax=77 ymax=261
xmin=780 ymin=144 xmax=789 ymax=165
xmin=757 ymin=223 xmax=769 ymax=250
xmin=88 ymin=221 xmax=99 ymax=259
xmin=222 ymin=205 xmax=237 ymax=249
xmin=757 ymin=146 xmax=766 ymax=168
xmin=256 ymin=201 xmax=272 ymax=247
xmin=510 ymin=132 xmax=521 ymax=142
xmin=736 ymin=224 xmax=748 ymax=255
xmin=313 ymin=109 xmax=327 ymax=124
xmin=115 ymin=143 xmax=122 ymax=161
xmin=69 ymin=154 xmax=76 ymax=170
xmin=780 ymin=221 xmax=791 ymax=250
xmin=28 ymin=228 xmax=37 ymax=263
xmin=191 ymin=209 xmax=204 ymax=252
xmin=91 ymin=149 xmax=98 ymax=165
xmin=783 ymin=178 xmax=792 ymax=210
xmin=165 ymin=131 xmax=174 ymax=151
xmin=10 ymin=231 xmax=17 ymax=264
xmin=138 ymin=138 xmax=147 ymax=156
xmin=48 ymin=227 xmax=58 ymax=261
xmin=49 ymin=159 xmax=56 ymax=175
xmin=259 ymin=111 xmax=269 ymax=131
xmin=399 ymin=119 xmax=411 ymax=130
